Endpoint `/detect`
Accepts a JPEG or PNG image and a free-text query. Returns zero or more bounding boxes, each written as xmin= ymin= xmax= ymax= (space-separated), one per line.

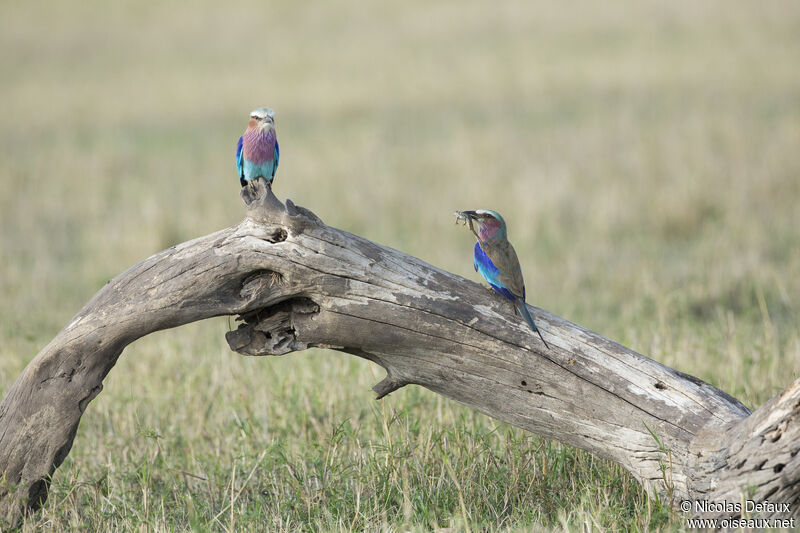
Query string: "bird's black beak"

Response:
xmin=456 ymin=210 xmax=479 ymax=220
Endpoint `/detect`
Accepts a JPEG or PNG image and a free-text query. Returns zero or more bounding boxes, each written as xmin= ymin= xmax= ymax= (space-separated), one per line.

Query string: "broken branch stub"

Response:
xmin=1 ymin=178 xmax=798 ymax=526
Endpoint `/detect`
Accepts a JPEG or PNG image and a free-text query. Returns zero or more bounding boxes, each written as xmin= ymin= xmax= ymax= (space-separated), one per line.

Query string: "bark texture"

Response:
xmin=1 ymin=179 xmax=797 ymax=525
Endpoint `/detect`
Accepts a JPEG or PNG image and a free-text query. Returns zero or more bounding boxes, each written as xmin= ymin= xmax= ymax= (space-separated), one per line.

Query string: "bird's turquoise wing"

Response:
xmin=482 ymin=239 xmax=526 ymax=300
xmin=272 ymin=140 xmax=280 ymax=178
xmin=236 ymin=136 xmax=244 ymax=181
xmin=474 ymin=242 xmax=516 ymax=301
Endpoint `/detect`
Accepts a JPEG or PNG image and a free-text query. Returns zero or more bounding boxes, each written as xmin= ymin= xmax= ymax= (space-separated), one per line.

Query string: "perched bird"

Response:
xmin=236 ymin=107 xmax=279 ymax=187
xmin=455 ymin=209 xmax=550 ymax=349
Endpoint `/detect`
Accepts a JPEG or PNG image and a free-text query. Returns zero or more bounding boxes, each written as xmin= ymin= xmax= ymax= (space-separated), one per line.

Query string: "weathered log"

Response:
xmin=1 ymin=179 xmax=798 ymax=526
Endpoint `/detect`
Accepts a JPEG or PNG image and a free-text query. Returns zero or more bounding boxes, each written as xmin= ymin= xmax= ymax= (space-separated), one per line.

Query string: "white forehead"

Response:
xmin=250 ymin=107 xmax=275 ymax=120
xmin=475 ymin=209 xmax=504 ymax=223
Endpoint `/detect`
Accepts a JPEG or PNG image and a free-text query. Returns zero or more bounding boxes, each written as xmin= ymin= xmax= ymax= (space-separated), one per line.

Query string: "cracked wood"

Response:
xmin=1 ymin=178 xmax=798 ymax=526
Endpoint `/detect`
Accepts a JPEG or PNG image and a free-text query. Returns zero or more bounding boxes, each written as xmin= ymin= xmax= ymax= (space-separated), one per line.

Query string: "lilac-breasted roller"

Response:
xmin=236 ymin=107 xmax=279 ymax=187
xmin=456 ymin=209 xmax=550 ymax=349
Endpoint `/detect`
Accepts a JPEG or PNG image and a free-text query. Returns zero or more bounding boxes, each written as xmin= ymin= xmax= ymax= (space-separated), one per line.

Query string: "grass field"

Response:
xmin=2 ymin=1 xmax=799 ymax=530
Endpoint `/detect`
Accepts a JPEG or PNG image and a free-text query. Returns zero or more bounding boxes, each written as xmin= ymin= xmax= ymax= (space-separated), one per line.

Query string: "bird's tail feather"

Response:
xmin=515 ymin=300 xmax=550 ymax=349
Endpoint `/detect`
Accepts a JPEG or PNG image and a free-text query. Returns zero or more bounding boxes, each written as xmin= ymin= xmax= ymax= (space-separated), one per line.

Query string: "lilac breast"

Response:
xmin=242 ymin=128 xmax=276 ymax=164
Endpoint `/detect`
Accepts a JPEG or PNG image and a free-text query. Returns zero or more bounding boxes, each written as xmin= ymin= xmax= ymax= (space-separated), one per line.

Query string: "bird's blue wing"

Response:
xmin=236 ymin=136 xmax=244 ymax=179
xmin=473 ymin=242 xmax=515 ymax=301
xmin=482 ymin=238 xmax=526 ymax=300
xmin=272 ymin=139 xmax=280 ymax=178
xmin=474 ymin=242 xmax=501 ymax=285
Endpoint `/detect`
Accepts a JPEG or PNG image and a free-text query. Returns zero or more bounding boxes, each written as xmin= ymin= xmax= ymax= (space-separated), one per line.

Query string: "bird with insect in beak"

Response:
xmin=455 ymin=209 xmax=550 ymax=349
xmin=236 ymin=107 xmax=280 ymax=187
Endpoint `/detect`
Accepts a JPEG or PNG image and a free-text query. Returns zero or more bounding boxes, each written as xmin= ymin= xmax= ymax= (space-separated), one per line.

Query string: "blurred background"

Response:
xmin=1 ymin=0 xmax=799 ymax=530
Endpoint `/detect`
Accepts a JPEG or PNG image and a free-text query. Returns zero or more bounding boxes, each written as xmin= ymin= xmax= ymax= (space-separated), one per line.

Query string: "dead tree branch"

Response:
xmin=1 ymin=179 xmax=797 ymax=525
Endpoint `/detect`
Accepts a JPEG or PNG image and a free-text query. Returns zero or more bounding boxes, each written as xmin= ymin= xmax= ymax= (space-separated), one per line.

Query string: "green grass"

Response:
xmin=2 ymin=0 xmax=800 ymax=530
